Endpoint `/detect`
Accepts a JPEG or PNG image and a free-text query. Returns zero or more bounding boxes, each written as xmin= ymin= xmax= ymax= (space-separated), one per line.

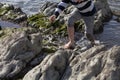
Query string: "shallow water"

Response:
xmin=96 ymin=17 xmax=120 ymax=46
xmin=0 ymin=20 xmax=21 ymax=28
xmin=108 ymin=0 xmax=120 ymax=10
xmin=0 ymin=0 xmax=59 ymax=15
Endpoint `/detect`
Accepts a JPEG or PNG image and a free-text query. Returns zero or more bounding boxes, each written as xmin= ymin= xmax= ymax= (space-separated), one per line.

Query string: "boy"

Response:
xmin=49 ymin=0 xmax=96 ymax=49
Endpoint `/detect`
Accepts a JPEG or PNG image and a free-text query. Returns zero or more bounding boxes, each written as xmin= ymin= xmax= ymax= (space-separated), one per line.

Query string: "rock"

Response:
xmin=40 ymin=1 xmax=59 ymax=17
xmin=27 ymin=13 xmax=67 ymax=37
xmin=93 ymin=0 xmax=112 ymax=34
xmin=43 ymin=3 xmax=57 ymax=17
xmin=107 ymin=0 xmax=120 ymax=16
xmin=111 ymin=10 xmax=120 ymax=16
xmin=23 ymin=44 xmax=120 ymax=80
xmin=62 ymin=45 xmax=120 ymax=80
xmin=115 ymin=17 xmax=120 ymax=22
xmin=1 ymin=4 xmax=14 ymax=10
xmin=94 ymin=0 xmax=112 ymax=22
xmin=0 ymin=3 xmax=27 ymax=26
xmin=23 ymin=50 xmax=77 ymax=80
xmin=0 ymin=27 xmax=42 ymax=79
xmin=0 ymin=25 xmax=2 ymax=30
xmin=23 ymin=16 xmax=120 ymax=80
xmin=40 ymin=1 xmax=52 ymax=11
xmin=94 ymin=17 xmax=103 ymax=34
xmin=14 ymin=7 xmax=22 ymax=13
xmin=0 ymin=3 xmax=3 ymax=7
xmin=14 ymin=14 xmax=27 ymax=23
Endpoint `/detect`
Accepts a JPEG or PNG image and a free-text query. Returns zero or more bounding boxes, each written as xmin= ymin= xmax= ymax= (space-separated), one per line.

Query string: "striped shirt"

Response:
xmin=54 ymin=0 xmax=96 ymax=18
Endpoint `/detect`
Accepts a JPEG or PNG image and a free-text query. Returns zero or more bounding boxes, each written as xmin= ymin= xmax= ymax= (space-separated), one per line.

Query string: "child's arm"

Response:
xmin=54 ymin=0 xmax=70 ymax=18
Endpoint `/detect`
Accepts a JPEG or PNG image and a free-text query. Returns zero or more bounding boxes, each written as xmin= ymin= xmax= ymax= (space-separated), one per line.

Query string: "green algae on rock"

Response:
xmin=0 ymin=27 xmax=40 ymax=40
xmin=0 ymin=4 xmax=13 ymax=16
xmin=28 ymin=13 xmax=49 ymax=28
xmin=28 ymin=13 xmax=68 ymax=36
xmin=28 ymin=13 xmax=85 ymax=37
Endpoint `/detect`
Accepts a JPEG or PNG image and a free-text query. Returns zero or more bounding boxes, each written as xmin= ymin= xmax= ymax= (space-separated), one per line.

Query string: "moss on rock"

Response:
xmin=28 ymin=13 xmax=67 ymax=36
xmin=0 ymin=4 xmax=14 ymax=16
xmin=28 ymin=13 xmax=84 ymax=37
xmin=42 ymin=46 xmax=57 ymax=53
xmin=0 ymin=7 xmax=9 ymax=16
xmin=0 ymin=3 xmax=27 ymax=24
xmin=6 ymin=10 xmax=18 ymax=19
xmin=0 ymin=28 xmax=14 ymax=39
xmin=0 ymin=27 xmax=40 ymax=40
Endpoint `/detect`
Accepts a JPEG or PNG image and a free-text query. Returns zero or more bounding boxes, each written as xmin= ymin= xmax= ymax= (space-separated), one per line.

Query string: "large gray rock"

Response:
xmin=0 ymin=28 xmax=42 ymax=79
xmin=23 ymin=44 xmax=120 ymax=80
xmin=62 ymin=45 xmax=120 ymax=80
xmin=23 ymin=49 xmax=77 ymax=80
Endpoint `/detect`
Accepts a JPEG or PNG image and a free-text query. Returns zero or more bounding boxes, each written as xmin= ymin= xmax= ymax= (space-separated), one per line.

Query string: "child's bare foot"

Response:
xmin=63 ymin=41 xmax=74 ymax=49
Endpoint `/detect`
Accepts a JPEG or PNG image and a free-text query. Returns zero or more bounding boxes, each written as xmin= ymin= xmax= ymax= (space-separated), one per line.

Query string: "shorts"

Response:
xmin=66 ymin=8 xmax=95 ymax=36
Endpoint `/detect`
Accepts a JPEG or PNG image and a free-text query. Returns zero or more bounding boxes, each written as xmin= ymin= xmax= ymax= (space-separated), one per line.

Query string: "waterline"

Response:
xmin=0 ymin=20 xmax=21 ymax=28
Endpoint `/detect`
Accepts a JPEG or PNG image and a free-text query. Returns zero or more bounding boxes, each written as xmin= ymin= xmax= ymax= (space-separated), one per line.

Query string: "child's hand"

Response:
xmin=49 ymin=15 xmax=56 ymax=23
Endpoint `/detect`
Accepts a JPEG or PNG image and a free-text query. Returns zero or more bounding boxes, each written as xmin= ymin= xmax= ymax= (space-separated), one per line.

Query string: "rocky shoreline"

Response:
xmin=0 ymin=3 xmax=27 ymax=27
xmin=0 ymin=0 xmax=120 ymax=80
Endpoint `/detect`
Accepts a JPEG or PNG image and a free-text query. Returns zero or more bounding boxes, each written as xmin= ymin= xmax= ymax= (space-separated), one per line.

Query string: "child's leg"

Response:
xmin=82 ymin=15 xmax=95 ymax=45
xmin=64 ymin=8 xmax=82 ymax=49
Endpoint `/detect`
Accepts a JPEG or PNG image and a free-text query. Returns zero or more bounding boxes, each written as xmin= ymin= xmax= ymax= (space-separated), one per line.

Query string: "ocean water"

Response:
xmin=0 ymin=0 xmax=60 ymax=15
xmin=0 ymin=0 xmax=120 ymax=15
xmin=108 ymin=0 xmax=120 ymax=13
